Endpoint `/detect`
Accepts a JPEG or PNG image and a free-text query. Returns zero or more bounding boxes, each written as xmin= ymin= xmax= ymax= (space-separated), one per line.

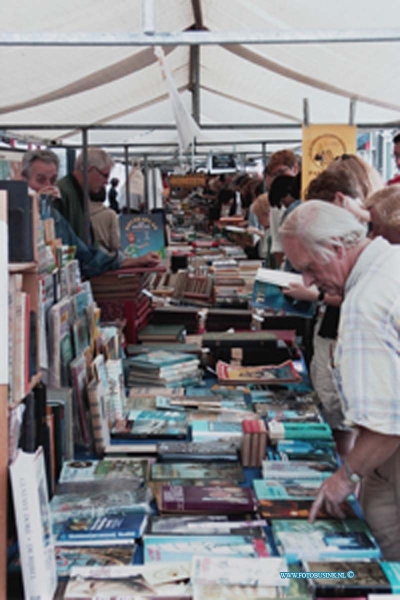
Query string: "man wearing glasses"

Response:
xmin=57 ymin=147 xmax=113 ymax=242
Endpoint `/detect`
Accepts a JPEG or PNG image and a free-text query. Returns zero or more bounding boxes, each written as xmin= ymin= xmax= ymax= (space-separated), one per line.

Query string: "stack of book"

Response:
xmin=124 ymin=350 xmax=201 ymax=387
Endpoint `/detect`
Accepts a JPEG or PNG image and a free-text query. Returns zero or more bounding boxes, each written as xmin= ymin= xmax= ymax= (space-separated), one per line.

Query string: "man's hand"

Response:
xmin=120 ymin=252 xmax=161 ymax=269
xmin=308 ymin=468 xmax=356 ymax=522
xmin=38 ymin=185 xmax=62 ymax=199
xmin=283 ymin=282 xmax=319 ymax=302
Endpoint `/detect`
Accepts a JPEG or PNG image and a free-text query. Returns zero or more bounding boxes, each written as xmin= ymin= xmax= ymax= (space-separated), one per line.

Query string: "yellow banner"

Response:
xmin=302 ymin=124 xmax=357 ymax=198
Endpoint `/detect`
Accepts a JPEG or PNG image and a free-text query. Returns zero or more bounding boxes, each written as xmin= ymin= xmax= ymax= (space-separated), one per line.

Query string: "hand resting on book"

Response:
xmin=120 ymin=251 xmax=161 ymax=269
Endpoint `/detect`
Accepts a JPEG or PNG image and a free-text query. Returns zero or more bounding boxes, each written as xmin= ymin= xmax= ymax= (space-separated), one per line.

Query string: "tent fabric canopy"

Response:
xmin=0 ymin=0 xmax=399 ymax=153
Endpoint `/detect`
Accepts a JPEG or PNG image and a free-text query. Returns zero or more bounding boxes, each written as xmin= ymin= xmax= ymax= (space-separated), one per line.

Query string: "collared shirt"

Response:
xmin=334 ymin=237 xmax=400 ymax=435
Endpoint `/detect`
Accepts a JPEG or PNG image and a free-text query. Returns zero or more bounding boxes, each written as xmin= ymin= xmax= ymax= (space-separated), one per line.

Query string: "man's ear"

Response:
xmin=334 ymin=192 xmax=346 ymax=208
xmin=333 ymin=243 xmax=346 ymax=260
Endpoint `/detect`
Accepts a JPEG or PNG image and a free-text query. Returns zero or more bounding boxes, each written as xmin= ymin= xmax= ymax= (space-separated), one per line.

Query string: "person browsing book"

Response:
xmin=21 ymin=149 xmax=160 ymax=278
xmin=280 ymin=200 xmax=400 ymax=561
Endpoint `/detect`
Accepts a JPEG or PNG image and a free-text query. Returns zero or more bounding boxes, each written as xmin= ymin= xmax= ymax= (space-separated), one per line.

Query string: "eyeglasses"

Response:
xmin=92 ymin=166 xmax=110 ymax=180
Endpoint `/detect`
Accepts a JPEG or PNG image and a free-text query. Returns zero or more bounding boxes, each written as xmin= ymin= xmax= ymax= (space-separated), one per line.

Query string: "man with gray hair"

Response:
xmin=281 ymin=200 xmax=400 ymax=560
xmin=57 ymin=147 xmax=114 ymax=241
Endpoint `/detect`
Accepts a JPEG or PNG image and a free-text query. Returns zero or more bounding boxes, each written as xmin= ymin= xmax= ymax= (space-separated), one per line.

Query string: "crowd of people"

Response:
xmin=17 ymin=136 xmax=400 ymax=561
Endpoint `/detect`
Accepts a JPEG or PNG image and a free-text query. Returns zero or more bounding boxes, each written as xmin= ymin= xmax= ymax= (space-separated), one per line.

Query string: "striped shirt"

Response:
xmin=334 ymin=237 xmax=400 ymax=435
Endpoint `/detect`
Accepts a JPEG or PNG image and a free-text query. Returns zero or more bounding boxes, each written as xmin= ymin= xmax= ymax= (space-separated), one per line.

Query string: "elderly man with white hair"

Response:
xmin=280 ymin=199 xmax=400 ymax=561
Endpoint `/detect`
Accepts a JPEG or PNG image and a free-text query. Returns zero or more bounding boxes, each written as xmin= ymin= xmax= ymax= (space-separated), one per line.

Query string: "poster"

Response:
xmin=119 ymin=212 xmax=166 ymax=259
xmin=301 ymin=124 xmax=357 ymax=198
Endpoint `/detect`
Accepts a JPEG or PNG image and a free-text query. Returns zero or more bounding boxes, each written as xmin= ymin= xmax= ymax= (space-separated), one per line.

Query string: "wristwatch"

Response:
xmin=342 ymin=459 xmax=361 ymax=484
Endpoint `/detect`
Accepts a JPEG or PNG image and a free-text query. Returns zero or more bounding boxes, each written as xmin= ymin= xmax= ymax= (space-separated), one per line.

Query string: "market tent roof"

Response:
xmin=0 ymin=0 xmax=400 ymax=154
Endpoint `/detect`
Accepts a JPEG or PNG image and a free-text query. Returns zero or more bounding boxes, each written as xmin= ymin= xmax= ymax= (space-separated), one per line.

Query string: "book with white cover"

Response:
xmin=9 ymin=447 xmax=58 ymax=600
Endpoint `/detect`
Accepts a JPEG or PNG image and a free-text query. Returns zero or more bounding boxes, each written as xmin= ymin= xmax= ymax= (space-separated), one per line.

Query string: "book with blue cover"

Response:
xmin=277 ymin=439 xmax=337 ymax=461
xmin=191 ymin=420 xmax=243 ymax=442
xmin=268 ymin=421 xmax=333 ymax=441
xmin=120 ymin=212 xmax=166 ymax=259
xmin=58 ymin=458 xmax=149 ymax=484
xmin=272 ymin=519 xmax=381 ymax=563
xmin=55 ymin=512 xmax=148 ymax=546
xmin=127 ymin=351 xmax=199 ymax=371
xmin=111 ymin=419 xmax=188 ymax=440
xmin=261 ymin=459 xmax=336 ymax=480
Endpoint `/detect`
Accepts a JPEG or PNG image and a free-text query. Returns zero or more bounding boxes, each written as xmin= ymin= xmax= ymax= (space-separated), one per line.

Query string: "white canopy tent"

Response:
xmin=0 ymin=0 xmax=399 ymax=160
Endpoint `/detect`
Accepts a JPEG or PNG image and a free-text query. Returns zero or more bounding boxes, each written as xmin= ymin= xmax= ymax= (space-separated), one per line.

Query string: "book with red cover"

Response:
xmin=158 ymin=484 xmax=257 ymax=515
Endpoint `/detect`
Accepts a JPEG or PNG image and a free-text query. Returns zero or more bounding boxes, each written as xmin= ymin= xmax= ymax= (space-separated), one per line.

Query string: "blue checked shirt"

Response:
xmin=334 ymin=237 xmax=400 ymax=435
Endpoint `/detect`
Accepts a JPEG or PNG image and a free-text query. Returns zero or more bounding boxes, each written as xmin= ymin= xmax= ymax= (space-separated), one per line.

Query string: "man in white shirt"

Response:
xmin=280 ymin=200 xmax=400 ymax=560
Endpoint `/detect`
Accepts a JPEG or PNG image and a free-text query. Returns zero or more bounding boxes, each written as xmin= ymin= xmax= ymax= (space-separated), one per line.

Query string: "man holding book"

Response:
xmin=21 ymin=149 xmax=160 ymax=278
xmin=280 ymin=199 xmax=400 ymax=561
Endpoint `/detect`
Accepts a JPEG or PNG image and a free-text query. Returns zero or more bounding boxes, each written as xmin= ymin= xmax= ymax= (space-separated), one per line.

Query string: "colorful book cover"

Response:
xmin=55 ymin=512 xmax=148 ymax=545
xmin=59 ymin=458 xmax=148 ymax=483
xmin=305 ymin=560 xmax=392 ymax=596
xmin=216 ymin=359 xmax=302 ymax=385
xmin=143 ymin=534 xmax=269 ymax=563
xmin=111 ymin=419 xmax=188 ymax=440
xmin=55 ymin=544 xmax=135 ymax=577
xmin=277 ymin=439 xmax=337 ymax=461
xmin=150 ymin=462 xmax=244 ymax=483
xmin=268 ymin=421 xmax=333 ymax=441
xmin=253 ymin=478 xmax=331 ymax=501
xmin=63 ymin=562 xmax=191 ymax=599
xmin=127 ymin=350 xmax=199 ymax=369
xmin=159 ymin=484 xmax=257 ymax=515
xmin=120 ymin=212 xmax=166 ymax=259
xmin=191 ymin=420 xmax=243 ymax=442
xmin=265 ymin=407 xmax=322 ymax=423
xmin=50 ymin=479 xmax=151 ymax=524
xmin=261 ymin=459 xmax=336 ymax=480
xmin=258 ymin=499 xmax=356 ymax=520
xmin=126 ymin=409 xmax=187 ymax=422
xmin=272 ymin=519 xmax=381 ymax=563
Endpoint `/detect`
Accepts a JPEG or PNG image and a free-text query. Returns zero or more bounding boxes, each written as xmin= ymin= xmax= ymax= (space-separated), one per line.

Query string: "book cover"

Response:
xmin=50 ymin=479 xmax=151 ymax=524
xmin=305 ymin=560 xmax=392 ymax=597
xmin=55 ymin=544 xmax=135 ymax=577
xmin=70 ymin=353 xmax=90 ymax=446
xmin=272 ymin=519 xmax=381 ymax=563
xmin=111 ymin=419 xmax=188 ymax=440
xmin=55 ymin=512 xmax=148 ymax=546
xmin=191 ymin=555 xmax=288 ymax=587
xmin=9 ymin=447 xmax=58 ymax=600
xmin=268 ymin=421 xmax=333 ymax=441
xmin=159 ymin=484 xmax=257 ymax=515
xmin=191 ymin=420 xmax=243 ymax=442
xmin=258 ymin=499 xmax=356 ymax=520
xmin=265 ymin=406 xmax=322 ymax=423
xmin=63 ymin=563 xmax=191 ymax=599
xmin=254 ymin=477 xmax=331 ymax=500
xmin=147 ymin=515 xmax=266 ymax=536
xmin=87 ymin=379 xmax=110 ymax=456
xmin=156 ymin=440 xmax=240 ymax=462
xmin=277 ymin=439 xmax=337 ymax=461
xmin=126 ymin=408 xmax=187 ymax=422
xmin=120 ymin=212 xmax=166 ymax=259
xmin=59 ymin=457 xmax=148 ymax=483
xmin=143 ymin=534 xmax=269 ymax=563
xmin=150 ymin=461 xmax=244 ymax=483
xmin=216 ymin=359 xmax=302 ymax=385
xmin=127 ymin=350 xmax=199 ymax=371
xmin=251 ymin=278 xmax=315 ymax=319
xmin=261 ymin=459 xmax=336 ymax=480
xmin=137 ymin=323 xmax=186 ymax=343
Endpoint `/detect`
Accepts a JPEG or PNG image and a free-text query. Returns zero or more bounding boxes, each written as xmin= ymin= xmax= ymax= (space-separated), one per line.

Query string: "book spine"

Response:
xmin=87 ymin=382 xmax=110 ymax=456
